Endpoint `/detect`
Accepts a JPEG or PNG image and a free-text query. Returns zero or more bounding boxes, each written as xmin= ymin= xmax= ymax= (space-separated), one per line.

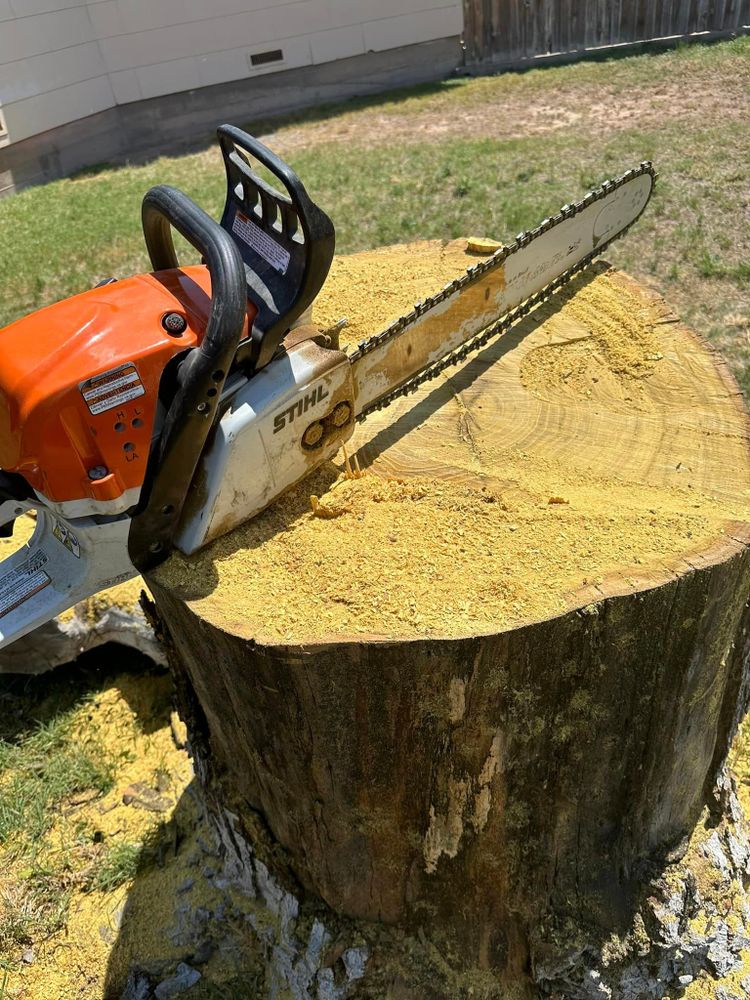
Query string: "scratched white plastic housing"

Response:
xmin=0 ymin=501 xmax=136 ymax=649
xmin=176 ymin=338 xmax=355 ymax=555
xmin=0 ymin=339 xmax=354 ymax=649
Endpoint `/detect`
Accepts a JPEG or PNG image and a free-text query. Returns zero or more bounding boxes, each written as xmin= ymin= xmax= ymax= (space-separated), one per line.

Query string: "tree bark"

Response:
xmin=145 ymin=246 xmax=750 ymax=997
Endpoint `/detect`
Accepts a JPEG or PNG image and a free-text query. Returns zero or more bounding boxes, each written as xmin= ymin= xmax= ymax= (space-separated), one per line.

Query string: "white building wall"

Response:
xmin=0 ymin=0 xmax=463 ymax=144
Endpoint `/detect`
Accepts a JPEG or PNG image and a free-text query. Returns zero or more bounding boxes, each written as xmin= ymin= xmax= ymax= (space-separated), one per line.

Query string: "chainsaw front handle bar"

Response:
xmin=217 ymin=125 xmax=335 ymax=373
xmin=129 ymin=184 xmax=247 ymax=572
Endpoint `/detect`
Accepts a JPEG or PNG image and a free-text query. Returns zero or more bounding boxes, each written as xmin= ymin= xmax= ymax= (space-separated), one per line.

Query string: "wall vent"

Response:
xmin=249 ymin=48 xmax=284 ymax=67
xmin=0 ymin=108 xmax=8 ymax=148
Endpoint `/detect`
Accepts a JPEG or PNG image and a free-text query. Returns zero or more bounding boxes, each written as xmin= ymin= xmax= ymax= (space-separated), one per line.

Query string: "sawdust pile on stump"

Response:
xmin=156 ymin=241 xmax=750 ymax=645
xmin=313 ymin=239 xmax=482 ymax=345
xmin=519 ymin=272 xmax=666 ymax=404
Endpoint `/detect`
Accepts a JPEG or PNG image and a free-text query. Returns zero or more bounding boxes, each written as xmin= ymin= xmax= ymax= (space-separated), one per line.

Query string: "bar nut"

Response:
xmin=302 ymin=421 xmax=325 ymax=449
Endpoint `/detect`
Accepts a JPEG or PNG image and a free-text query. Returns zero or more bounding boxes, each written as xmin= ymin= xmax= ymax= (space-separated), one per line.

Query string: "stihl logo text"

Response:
xmin=273 ymin=384 xmax=329 ymax=433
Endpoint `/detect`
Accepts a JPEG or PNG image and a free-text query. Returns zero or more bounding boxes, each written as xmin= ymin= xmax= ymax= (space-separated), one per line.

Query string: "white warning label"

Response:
xmin=232 ymin=210 xmax=290 ymax=274
xmin=0 ymin=549 xmax=51 ymax=618
xmin=80 ymin=363 xmax=145 ymax=416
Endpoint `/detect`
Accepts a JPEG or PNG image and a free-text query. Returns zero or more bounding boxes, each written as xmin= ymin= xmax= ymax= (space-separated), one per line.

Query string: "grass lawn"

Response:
xmin=0 ymin=656 xmax=200 ymax=997
xmin=0 ymin=37 xmax=748 ymax=389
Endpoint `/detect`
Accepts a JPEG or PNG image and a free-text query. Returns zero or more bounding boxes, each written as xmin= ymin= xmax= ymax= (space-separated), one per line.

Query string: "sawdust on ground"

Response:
xmin=0 ymin=673 xmax=185 ymax=999
xmin=5 ymin=666 xmax=750 ymax=999
xmin=0 ymin=671 xmax=251 ymax=1000
xmin=657 ymin=713 xmax=750 ymax=1000
xmin=250 ymin=58 xmax=750 ymax=158
xmin=155 ymin=241 xmax=750 ymax=645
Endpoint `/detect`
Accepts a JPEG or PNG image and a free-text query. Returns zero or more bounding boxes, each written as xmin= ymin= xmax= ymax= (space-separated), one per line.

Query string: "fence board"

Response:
xmin=463 ymin=0 xmax=749 ymax=63
xmin=585 ymin=0 xmax=597 ymax=47
xmin=725 ymin=0 xmax=740 ymax=29
xmin=554 ymin=0 xmax=565 ymax=52
xmin=621 ymin=0 xmax=637 ymax=41
xmin=662 ymin=0 xmax=674 ymax=36
xmin=675 ymin=0 xmax=691 ymax=33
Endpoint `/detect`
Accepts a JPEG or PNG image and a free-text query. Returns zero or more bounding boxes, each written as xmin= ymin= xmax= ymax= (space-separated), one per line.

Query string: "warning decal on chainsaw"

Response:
xmin=0 ymin=549 xmax=51 ymax=618
xmin=232 ymin=211 xmax=290 ymax=274
xmin=53 ymin=520 xmax=81 ymax=558
xmin=80 ymin=363 xmax=145 ymax=416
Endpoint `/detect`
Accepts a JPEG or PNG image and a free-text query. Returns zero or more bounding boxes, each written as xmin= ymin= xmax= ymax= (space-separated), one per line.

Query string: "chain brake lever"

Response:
xmin=217 ymin=125 xmax=335 ymax=374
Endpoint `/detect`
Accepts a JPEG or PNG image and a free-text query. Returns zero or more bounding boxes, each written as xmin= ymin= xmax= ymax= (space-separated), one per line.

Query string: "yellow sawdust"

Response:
xmin=5 ymin=666 xmax=750 ymax=1000
xmin=158 ymin=458 xmax=748 ymax=645
xmin=71 ymin=578 xmax=145 ymax=625
xmin=520 ymin=272 xmax=665 ymax=404
xmin=312 ymin=238 xmax=485 ymax=346
xmin=595 ymin=716 xmax=750 ymax=999
xmin=0 ymin=674 xmax=201 ymax=1000
xmin=155 ymin=243 xmax=750 ymax=645
xmin=671 ymin=714 xmax=750 ymax=1000
xmin=681 ymin=955 xmax=750 ymax=999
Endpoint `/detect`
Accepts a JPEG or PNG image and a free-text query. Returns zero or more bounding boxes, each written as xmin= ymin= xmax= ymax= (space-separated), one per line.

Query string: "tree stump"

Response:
xmin=145 ymin=242 xmax=750 ymax=998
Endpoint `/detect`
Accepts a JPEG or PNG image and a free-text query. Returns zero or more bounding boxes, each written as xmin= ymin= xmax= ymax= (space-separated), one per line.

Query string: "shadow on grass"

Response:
xmin=40 ymin=32 xmax=745 ymax=186
xmin=56 ymin=77 xmax=460 ymax=185
xmin=68 ymin=162 xmax=121 ymax=183
xmin=102 ymin=780 xmax=268 ymax=1000
xmin=0 ymin=644 xmax=168 ymax=744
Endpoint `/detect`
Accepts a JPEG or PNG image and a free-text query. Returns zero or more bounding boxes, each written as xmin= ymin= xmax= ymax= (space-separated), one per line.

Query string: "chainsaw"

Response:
xmin=0 ymin=125 xmax=655 ymax=648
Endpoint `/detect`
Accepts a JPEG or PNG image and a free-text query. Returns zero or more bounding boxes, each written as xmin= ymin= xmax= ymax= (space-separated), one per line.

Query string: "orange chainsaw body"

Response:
xmin=0 ymin=266 xmax=251 ymax=506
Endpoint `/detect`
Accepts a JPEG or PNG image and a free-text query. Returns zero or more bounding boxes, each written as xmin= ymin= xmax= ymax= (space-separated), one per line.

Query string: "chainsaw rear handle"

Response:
xmin=217 ymin=124 xmax=335 ymax=373
xmin=129 ymin=184 xmax=247 ymax=572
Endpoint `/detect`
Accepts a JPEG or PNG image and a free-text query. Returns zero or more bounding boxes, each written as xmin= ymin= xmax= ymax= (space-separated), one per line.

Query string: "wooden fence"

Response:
xmin=462 ymin=0 xmax=750 ymax=65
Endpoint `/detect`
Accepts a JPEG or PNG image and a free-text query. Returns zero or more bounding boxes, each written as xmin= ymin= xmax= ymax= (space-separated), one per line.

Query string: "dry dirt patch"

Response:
xmin=251 ymin=63 xmax=750 ymax=156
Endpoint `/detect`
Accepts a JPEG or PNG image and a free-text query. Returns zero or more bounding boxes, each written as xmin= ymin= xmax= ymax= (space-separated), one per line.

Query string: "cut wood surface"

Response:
xmin=157 ymin=244 xmax=750 ymax=646
xmin=147 ymin=242 xmax=750 ymax=995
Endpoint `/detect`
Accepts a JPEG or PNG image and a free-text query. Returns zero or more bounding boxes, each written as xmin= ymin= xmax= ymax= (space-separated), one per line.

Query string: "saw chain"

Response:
xmin=351 ymin=161 xmax=657 ymax=421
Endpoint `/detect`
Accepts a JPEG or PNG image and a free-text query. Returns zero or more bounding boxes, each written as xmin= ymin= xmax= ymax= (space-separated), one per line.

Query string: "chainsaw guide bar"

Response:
xmin=350 ymin=161 xmax=656 ymax=421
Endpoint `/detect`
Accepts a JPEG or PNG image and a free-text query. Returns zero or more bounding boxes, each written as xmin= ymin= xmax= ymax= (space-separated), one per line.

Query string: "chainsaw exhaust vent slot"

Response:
xmin=217 ymin=125 xmax=335 ymax=374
